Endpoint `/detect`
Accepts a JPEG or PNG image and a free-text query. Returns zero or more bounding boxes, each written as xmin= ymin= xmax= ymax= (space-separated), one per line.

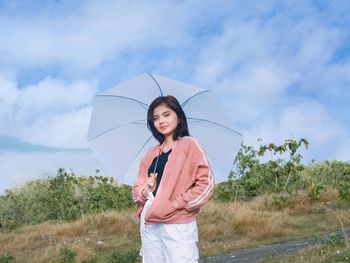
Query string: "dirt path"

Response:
xmin=200 ymin=228 xmax=350 ymax=263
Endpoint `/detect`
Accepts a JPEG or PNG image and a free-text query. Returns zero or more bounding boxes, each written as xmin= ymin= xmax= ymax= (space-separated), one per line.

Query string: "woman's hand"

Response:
xmin=143 ymin=172 xmax=158 ymax=197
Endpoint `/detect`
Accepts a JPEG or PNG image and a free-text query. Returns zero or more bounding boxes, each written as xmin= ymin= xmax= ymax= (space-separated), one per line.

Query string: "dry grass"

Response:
xmin=197 ymin=190 xmax=350 ymax=257
xmin=0 ymin=210 xmax=139 ymax=262
xmin=260 ymin=241 xmax=350 ymax=262
xmin=0 ymin=191 xmax=349 ymax=262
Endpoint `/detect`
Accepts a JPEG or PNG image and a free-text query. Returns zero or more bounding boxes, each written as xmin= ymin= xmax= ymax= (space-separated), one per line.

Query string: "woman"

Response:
xmin=132 ymin=95 xmax=214 ymax=263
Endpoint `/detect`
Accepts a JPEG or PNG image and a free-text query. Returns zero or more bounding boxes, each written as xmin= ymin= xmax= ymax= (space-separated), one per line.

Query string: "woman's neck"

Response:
xmin=162 ymin=136 xmax=174 ymax=151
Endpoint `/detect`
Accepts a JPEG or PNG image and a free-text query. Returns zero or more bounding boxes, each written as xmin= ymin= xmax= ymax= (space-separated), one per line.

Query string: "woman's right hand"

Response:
xmin=144 ymin=172 xmax=158 ymax=196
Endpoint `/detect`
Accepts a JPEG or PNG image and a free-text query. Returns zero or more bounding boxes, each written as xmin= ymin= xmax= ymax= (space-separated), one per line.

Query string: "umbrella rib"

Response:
xmin=96 ymin=94 xmax=149 ymax=110
xmin=187 ymin=117 xmax=243 ymax=137
xmin=147 ymin=72 xmax=163 ymax=96
xmin=181 ymin=90 xmax=210 ymax=107
xmin=123 ymin=135 xmax=154 ymax=182
xmin=88 ymin=120 xmax=147 ymax=142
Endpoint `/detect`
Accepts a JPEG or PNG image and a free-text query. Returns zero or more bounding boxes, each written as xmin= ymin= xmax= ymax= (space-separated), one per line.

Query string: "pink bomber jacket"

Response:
xmin=132 ymin=136 xmax=215 ymax=224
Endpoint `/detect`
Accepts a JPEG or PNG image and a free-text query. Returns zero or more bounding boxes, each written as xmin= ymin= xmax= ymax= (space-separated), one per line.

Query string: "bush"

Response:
xmin=59 ymin=245 xmax=75 ymax=263
xmin=214 ymin=139 xmax=350 ymax=205
xmin=0 ymin=253 xmax=15 ymax=263
xmin=302 ymin=160 xmax=350 ymax=203
xmin=215 ymin=139 xmax=309 ymax=202
xmin=105 ymin=249 xmax=140 ymax=263
xmin=0 ymin=169 xmax=134 ymax=231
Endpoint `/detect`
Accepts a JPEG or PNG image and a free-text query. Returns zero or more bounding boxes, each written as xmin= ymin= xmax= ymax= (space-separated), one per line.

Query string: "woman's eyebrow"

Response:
xmin=153 ymin=110 xmax=171 ymax=117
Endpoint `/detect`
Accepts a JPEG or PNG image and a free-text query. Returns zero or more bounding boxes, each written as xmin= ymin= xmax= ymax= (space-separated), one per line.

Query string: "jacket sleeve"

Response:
xmin=175 ymin=139 xmax=215 ymax=211
xmin=132 ymin=156 xmax=148 ymax=205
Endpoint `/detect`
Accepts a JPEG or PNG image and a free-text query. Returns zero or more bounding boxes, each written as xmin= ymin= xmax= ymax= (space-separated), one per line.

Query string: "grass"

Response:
xmin=260 ymin=234 xmax=350 ymax=262
xmin=0 ymin=189 xmax=349 ymax=262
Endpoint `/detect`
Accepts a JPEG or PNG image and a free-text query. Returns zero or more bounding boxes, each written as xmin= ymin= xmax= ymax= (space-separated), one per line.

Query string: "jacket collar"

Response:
xmin=151 ymin=137 xmax=184 ymax=158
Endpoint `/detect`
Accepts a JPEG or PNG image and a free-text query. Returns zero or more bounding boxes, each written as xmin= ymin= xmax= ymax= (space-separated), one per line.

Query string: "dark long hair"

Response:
xmin=147 ymin=95 xmax=189 ymax=144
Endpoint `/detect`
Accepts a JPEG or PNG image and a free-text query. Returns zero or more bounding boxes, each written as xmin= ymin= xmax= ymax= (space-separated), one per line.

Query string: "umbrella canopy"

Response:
xmin=87 ymin=73 xmax=243 ymax=185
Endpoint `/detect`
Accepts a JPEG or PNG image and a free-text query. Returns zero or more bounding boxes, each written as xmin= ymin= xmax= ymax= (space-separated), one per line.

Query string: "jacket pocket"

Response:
xmin=146 ymin=200 xmax=178 ymax=221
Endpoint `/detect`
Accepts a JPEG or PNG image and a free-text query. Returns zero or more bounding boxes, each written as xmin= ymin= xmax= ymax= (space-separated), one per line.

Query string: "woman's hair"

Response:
xmin=147 ymin=95 xmax=189 ymax=144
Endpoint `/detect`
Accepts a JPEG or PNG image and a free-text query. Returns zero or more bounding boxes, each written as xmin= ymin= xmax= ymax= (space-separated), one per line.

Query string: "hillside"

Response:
xmin=1 ymin=190 xmax=349 ymax=262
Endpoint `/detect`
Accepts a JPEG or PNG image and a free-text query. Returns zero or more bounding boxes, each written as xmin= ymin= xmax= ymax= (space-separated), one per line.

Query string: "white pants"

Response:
xmin=140 ymin=197 xmax=199 ymax=263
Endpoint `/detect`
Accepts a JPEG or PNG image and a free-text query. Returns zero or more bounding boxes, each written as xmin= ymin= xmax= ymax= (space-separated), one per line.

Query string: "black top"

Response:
xmin=148 ymin=149 xmax=172 ymax=196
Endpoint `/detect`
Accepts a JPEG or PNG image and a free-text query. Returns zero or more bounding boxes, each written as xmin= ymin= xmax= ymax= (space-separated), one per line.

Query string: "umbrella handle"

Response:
xmin=152 ymin=148 xmax=162 ymax=173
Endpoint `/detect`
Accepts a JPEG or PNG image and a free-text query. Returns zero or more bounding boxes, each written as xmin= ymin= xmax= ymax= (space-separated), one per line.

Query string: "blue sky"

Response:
xmin=0 ymin=0 xmax=349 ymax=193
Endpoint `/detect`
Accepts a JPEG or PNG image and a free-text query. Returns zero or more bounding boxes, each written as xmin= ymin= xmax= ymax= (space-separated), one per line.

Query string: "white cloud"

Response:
xmin=184 ymin=1 xmax=349 ymax=164
xmin=0 ymin=150 xmax=108 ymax=194
xmin=22 ymin=106 xmax=92 ymax=148
xmin=0 ymin=76 xmax=96 ymax=148
xmin=241 ymin=99 xmax=348 ymax=162
xmin=0 ymin=1 xmax=201 ymax=72
xmin=278 ymin=101 xmax=344 ymax=145
xmin=220 ymin=65 xmax=297 ymax=120
xmin=18 ymin=77 xmax=96 ymax=113
xmin=0 ymin=74 xmax=18 ymax=118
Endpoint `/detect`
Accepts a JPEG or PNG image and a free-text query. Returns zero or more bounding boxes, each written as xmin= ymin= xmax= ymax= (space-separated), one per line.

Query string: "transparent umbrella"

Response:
xmin=87 ymin=73 xmax=243 ymax=185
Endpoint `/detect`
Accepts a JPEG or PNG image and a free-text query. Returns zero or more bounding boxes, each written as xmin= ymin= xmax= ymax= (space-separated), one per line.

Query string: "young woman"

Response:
xmin=132 ymin=95 xmax=214 ymax=263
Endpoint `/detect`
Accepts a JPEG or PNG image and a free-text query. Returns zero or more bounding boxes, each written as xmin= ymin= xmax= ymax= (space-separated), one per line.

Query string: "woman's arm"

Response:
xmin=132 ymin=158 xmax=149 ymax=205
xmin=174 ymin=138 xmax=215 ymax=211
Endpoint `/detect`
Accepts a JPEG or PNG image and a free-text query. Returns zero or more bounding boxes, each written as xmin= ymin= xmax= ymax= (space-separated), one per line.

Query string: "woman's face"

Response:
xmin=152 ymin=104 xmax=179 ymax=139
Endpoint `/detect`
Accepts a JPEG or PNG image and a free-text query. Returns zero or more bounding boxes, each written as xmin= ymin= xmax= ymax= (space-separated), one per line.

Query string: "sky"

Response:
xmin=0 ymin=0 xmax=349 ymax=193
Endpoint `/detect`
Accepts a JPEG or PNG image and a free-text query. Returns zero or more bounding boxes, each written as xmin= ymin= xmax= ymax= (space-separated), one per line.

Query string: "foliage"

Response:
xmin=105 ymin=249 xmax=140 ymax=263
xmin=0 ymin=169 xmax=134 ymax=231
xmin=331 ymin=250 xmax=350 ymax=262
xmin=81 ymin=258 xmax=97 ymax=263
xmin=59 ymin=245 xmax=76 ymax=263
xmin=215 ymin=138 xmax=350 ymax=206
xmin=0 ymin=253 xmax=15 ymax=263
xmin=307 ymin=182 xmax=325 ymax=201
xmin=215 ymin=138 xmax=309 ymax=202
xmin=313 ymin=234 xmax=350 ymax=262
xmin=302 ymin=160 xmax=350 ymax=203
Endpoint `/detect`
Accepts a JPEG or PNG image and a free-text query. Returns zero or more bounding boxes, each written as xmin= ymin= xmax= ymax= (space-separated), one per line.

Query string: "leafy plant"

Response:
xmin=272 ymin=193 xmax=292 ymax=208
xmin=59 ymin=245 xmax=75 ymax=263
xmin=105 ymin=249 xmax=140 ymax=263
xmin=81 ymin=258 xmax=97 ymax=263
xmin=307 ymin=182 xmax=325 ymax=201
xmin=0 ymin=253 xmax=15 ymax=263
xmin=0 ymin=169 xmax=134 ymax=231
xmin=215 ymin=138 xmax=309 ymax=202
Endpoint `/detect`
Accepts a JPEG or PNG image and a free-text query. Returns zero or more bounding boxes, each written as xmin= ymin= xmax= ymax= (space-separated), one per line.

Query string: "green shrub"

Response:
xmin=272 ymin=194 xmax=292 ymax=208
xmin=0 ymin=253 xmax=15 ymax=263
xmin=81 ymin=258 xmax=97 ymax=263
xmin=302 ymin=160 xmax=350 ymax=203
xmin=59 ymin=245 xmax=75 ymax=263
xmin=215 ymin=139 xmax=309 ymax=202
xmin=332 ymin=249 xmax=350 ymax=262
xmin=0 ymin=169 xmax=134 ymax=231
xmin=105 ymin=249 xmax=140 ymax=263
xmin=307 ymin=182 xmax=325 ymax=201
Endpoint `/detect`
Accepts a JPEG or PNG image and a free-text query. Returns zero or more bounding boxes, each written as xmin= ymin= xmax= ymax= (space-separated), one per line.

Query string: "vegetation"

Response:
xmin=0 ymin=169 xmax=133 ymax=231
xmin=215 ymin=138 xmax=350 ymax=206
xmin=0 ymin=138 xmax=349 ymax=262
xmin=261 ymin=234 xmax=350 ymax=262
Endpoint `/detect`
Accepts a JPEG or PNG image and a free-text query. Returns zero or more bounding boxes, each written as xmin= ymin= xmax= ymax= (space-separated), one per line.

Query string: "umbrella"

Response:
xmin=87 ymin=73 xmax=243 ymax=185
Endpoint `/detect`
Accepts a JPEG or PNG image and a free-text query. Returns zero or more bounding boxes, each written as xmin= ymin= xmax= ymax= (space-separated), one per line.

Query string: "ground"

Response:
xmin=200 ymin=228 xmax=350 ymax=263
